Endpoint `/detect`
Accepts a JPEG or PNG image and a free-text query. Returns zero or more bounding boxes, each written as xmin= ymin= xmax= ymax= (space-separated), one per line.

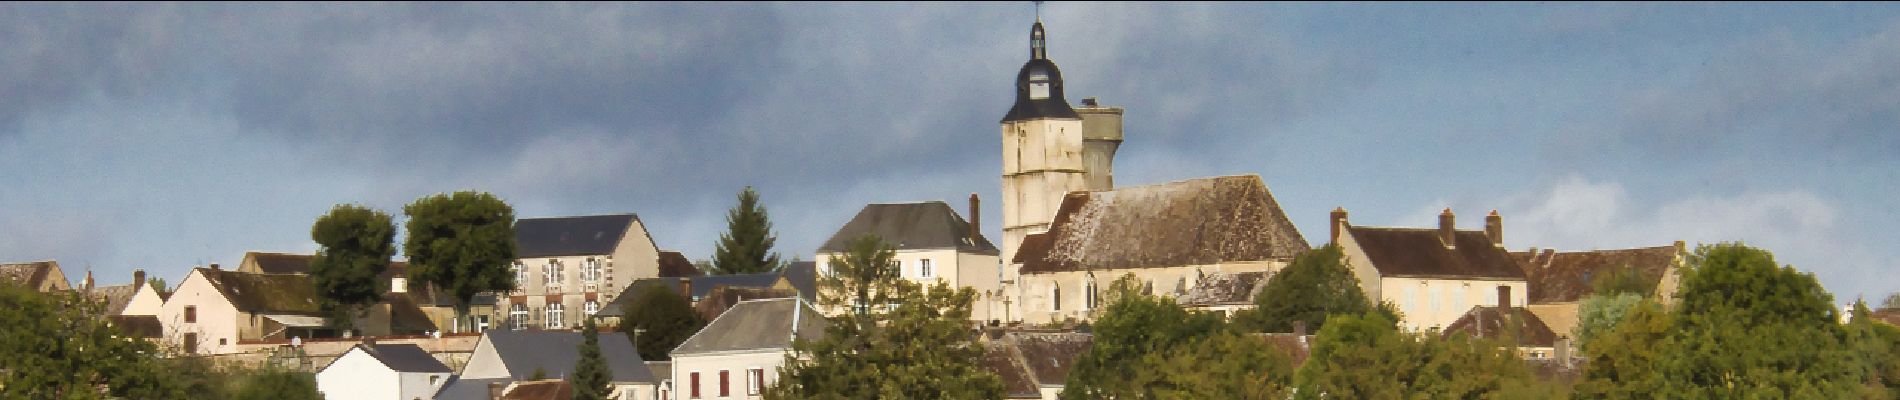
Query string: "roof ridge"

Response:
xmin=519 ymin=213 xmax=639 ymax=220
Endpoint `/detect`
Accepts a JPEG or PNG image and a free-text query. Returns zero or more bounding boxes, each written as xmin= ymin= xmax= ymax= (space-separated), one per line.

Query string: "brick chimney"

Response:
xmin=209 ymin=263 xmax=221 ymax=271
xmin=133 ymin=269 xmax=146 ymax=289
xmin=1439 ymin=208 xmax=1456 ymax=248
xmin=969 ymin=193 xmax=981 ymax=243
xmin=1484 ymin=210 xmax=1503 ymax=247
xmin=1329 ymin=207 xmax=1348 ymax=244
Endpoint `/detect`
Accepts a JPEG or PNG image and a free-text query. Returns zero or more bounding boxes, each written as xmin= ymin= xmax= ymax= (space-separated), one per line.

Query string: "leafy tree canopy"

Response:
xmin=619 ymin=284 xmax=705 ymax=361
xmin=402 ymin=191 xmax=516 ymax=325
xmin=1064 ymin=274 xmax=1294 ymax=399
xmin=1294 ymin=311 xmax=1537 ymax=399
xmin=0 ymin=282 xmax=178 ymax=399
xmin=309 ymin=204 xmax=397 ymax=331
xmin=712 ymin=186 xmax=782 ymax=275
xmin=1236 ymin=245 xmax=1395 ymax=333
xmin=1573 ymin=292 xmax=1644 ymax=354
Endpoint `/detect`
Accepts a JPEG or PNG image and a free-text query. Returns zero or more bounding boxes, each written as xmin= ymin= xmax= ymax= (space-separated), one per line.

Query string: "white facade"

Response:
xmin=1001 ymin=117 xmax=1088 ymax=266
xmin=1016 ymin=261 xmax=1283 ymax=323
xmin=120 ymin=281 xmax=166 ymax=316
xmin=315 ymin=346 xmax=449 ymax=400
xmin=1379 ymin=276 xmax=1527 ymax=331
xmin=670 ymin=351 xmax=783 ymax=400
xmin=814 ymin=248 xmax=1005 ymax=322
xmin=158 ymin=269 xmax=239 ymax=354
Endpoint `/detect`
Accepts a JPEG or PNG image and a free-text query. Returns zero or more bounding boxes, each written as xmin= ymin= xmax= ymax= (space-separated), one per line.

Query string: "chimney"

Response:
xmin=1082 ymin=97 xmax=1098 ymax=107
xmin=83 ymin=270 xmax=95 ymax=291
xmin=1330 ymin=207 xmax=1348 ymax=245
xmin=1293 ymin=320 xmax=1307 ymax=336
xmin=1555 ymin=336 xmax=1572 ymax=366
xmin=1497 ymin=285 xmax=1512 ymax=309
xmin=1485 ymin=210 xmax=1503 ymax=247
xmin=969 ymin=193 xmax=981 ymax=242
xmin=209 ymin=263 xmax=221 ymax=271
xmin=1438 ymin=209 xmax=1456 ymax=248
xmin=488 ymin=381 xmax=504 ymax=400
xmin=133 ymin=270 xmax=146 ymax=289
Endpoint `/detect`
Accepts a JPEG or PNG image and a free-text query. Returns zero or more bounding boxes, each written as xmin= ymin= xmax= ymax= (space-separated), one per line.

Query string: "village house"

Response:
xmin=592 ymin=265 xmax=814 ymax=327
xmin=119 ymin=269 xmax=168 ymax=316
xmin=315 ymin=342 xmax=453 ymax=400
xmin=1514 ymin=243 xmax=1686 ymax=340
xmin=436 ymin=329 xmax=656 ymax=400
xmin=814 ymin=199 xmax=1004 ymax=322
xmin=1442 ymin=305 xmax=1566 ymax=361
xmin=669 ymin=298 xmax=827 ymax=400
xmin=499 ymin=214 xmax=665 ymax=331
xmin=1332 ymin=208 xmax=1529 ymax=331
xmin=159 ymin=266 xmax=329 ymax=354
xmin=1012 ymin=175 xmax=1309 ymax=323
xmin=0 ymin=260 xmax=72 ymax=292
xmin=978 ymin=330 xmax=1093 ymax=400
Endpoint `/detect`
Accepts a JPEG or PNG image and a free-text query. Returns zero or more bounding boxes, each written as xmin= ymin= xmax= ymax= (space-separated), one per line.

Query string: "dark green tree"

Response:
xmin=1589 ymin=264 xmax=1659 ymax=297
xmin=1235 ymin=245 xmax=1395 ymax=333
xmin=1650 ymin=243 xmax=1861 ymax=398
xmin=569 ymin=318 xmax=613 ymax=400
xmin=0 ymin=281 xmax=179 ymax=399
xmin=403 ymin=191 xmax=517 ymax=331
xmin=230 ymin=368 xmax=321 ymax=400
xmin=1064 ymin=275 xmax=1295 ymax=399
xmin=711 ymin=186 xmax=782 ymax=275
xmin=146 ymin=277 xmax=168 ymax=293
xmin=1293 ymin=311 xmax=1536 ymax=399
xmin=309 ymin=204 xmax=397 ymax=332
xmin=767 ymin=235 xmax=1003 ymax=399
xmin=1845 ymin=301 xmax=1900 ymax=397
xmin=618 ymin=284 xmax=705 ymax=361
xmin=1138 ymin=331 xmax=1296 ymax=400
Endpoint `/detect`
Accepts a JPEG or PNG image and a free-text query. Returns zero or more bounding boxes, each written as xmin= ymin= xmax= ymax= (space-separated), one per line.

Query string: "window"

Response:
xmin=891 ymin=259 xmax=902 ymax=275
xmin=1051 ymin=284 xmax=1061 ymax=311
xmin=429 ymin=375 xmax=439 ymax=386
xmin=919 ymin=259 xmax=933 ymax=278
xmin=583 ymin=258 xmax=601 ymax=282
xmin=1029 ymin=70 xmax=1051 ymax=99
xmin=719 ymin=370 xmax=730 ymax=397
xmin=184 ymin=306 xmax=197 ymax=323
xmin=544 ymin=260 xmax=562 ymax=287
xmin=546 ymin=303 xmax=565 ymax=329
xmin=1083 ymin=276 xmax=1097 ymax=310
xmin=690 ymin=372 xmax=701 ymax=399
xmin=513 ymin=262 xmax=525 ymax=286
xmin=510 ymin=303 xmax=529 ymax=330
xmin=747 ymin=368 xmax=764 ymax=395
xmin=584 ymin=300 xmax=600 ymax=316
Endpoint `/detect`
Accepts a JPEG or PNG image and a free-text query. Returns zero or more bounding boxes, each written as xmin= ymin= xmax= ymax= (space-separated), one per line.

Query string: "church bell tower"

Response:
xmin=1000 ymin=20 xmax=1089 ymax=267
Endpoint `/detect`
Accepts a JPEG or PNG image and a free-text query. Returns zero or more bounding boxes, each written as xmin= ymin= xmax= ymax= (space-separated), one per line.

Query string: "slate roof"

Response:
xmin=1517 ymin=245 xmax=1681 ymax=304
xmin=779 ymin=261 xmax=818 ymax=301
xmin=672 ymin=298 xmax=827 ymax=356
xmin=1016 ymin=175 xmax=1310 ymax=273
xmin=0 ymin=260 xmax=61 ymax=289
xmin=515 ymin=214 xmax=641 ymax=258
xmin=1177 ymin=271 xmax=1269 ymax=307
xmin=195 ymin=268 xmax=322 ymax=315
xmin=818 ymin=201 xmax=998 ymax=255
xmin=594 ymin=273 xmax=793 ymax=318
xmin=350 ymin=343 xmax=452 ymax=373
xmin=478 ymin=329 xmax=655 ymax=383
xmin=980 ymin=345 xmax=1043 ymax=398
xmin=1346 ymin=227 xmax=1525 ymax=280
xmin=435 ymin=377 xmax=509 ymax=400
xmin=646 ymin=361 xmax=671 ymax=384
xmin=1442 ymin=306 xmax=1559 ymax=347
xmin=107 ymin=315 xmax=164 ymax=338
xmin=657 ymin=251 xmax=702 ymax=277
xmin=1010 ymin=332 xmax=1092 ymax=386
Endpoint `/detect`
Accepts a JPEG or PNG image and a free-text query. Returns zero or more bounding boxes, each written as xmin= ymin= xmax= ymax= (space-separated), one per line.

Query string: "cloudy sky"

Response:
xmin=4 ymin=3 xmax=1898 ymax=301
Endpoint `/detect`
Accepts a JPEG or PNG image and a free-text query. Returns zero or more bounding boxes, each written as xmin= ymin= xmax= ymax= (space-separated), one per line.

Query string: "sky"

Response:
xmin=3 ymin=2 xmax=1898 ymax=302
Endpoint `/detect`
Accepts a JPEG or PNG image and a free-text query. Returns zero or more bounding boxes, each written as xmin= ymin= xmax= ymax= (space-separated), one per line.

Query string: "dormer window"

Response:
xmin=1028 ymin=70 xmax=1051 ymax=99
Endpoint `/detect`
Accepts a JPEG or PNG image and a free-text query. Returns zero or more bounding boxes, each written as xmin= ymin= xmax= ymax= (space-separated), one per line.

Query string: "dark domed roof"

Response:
xmin=1002 ymin=21 xmax=1079 ymax=122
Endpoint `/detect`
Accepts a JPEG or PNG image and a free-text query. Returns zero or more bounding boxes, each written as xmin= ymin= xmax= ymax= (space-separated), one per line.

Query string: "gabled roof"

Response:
xmin=87 ymin=283 xmax=139 ymax=315
xmin=818 ymin=202 xmax=998 ymax=255
xmin=0 ymin=260 xmax=64 ymax=290
xmin=515 ymin=214 xmax=641 ymax=258
xmin=1016 ymin=175 xmax=1310 ymax=273
xmin=1009 ymin=331 xmax=1092 ymax=386
xmin=339 ymin=343 xmax=452 ymax=373
xmin=1442 ymin=306 xmax=1558 ymax=347
xmin=1346 ymin=227 xmax=1525 ymax=280
xmin=1517 ymin=245 xmax=1681 ymax=304
xmin=242 ymin=252 xmax=315 ymax=274
xmin=779 ymin=261 xmax=818 ymax=301
xmin=672 ymin=298 xmax=827 ymax=356
xmin=106 ymin=315 xmax=164 ymax=338
xmin=478 ymin=329 xmax=654 ymax=383
xmin=502 ymin=380 xmax=572 ymax=400
xmin=1177 ymin=272 xmax=1270 ymax=307
xmin=594 ymin=273 xmax=800 ymax=318
xmin=657 ymin=251 xmax=702 ymax=277
xmin=435 ymin=377 xmax=510 ymax=400
xmin=194 ymin=268 xmax=322 ymax=315
xmin=980 ymin=345 xmax=1042 ymax=398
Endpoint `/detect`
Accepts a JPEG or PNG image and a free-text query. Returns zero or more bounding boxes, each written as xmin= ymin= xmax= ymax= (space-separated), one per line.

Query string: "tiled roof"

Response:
xmin=980 ymin=345 xmax=1042 ymax=398
xmin=502 ymin=380 xmax=572 ymax=400
xmin=817 ymin=202 xmax=998 ymax=255
xmin=196 ymin=268 xmax=322 ymax=315
xmin=88 ymin=283 xmax=139 ymax=315
xmin=1441 ymin=306 xmax=1558 ymax=347
xmin=1517 ymin=245 xmax=1680 ymax=303
xmin=1010 ymin=331 xmax=1092 ymax=386
xmin=0 ymin=260 xmax=59 ymax=289
xmin=1017 ymin=175 xmax=1309 ymax=274
xmin=107 ymin=315 xmax=164 ymax=338
xmin=1177 ymin=272 xmax=1269 ymax=307
xmin=1346 ymin=227 xmax=1524 ymax=279
xmin=657 ymin=251 xmax=702 ymax=277
xmin=515 ymin=214 xmax=640 ymax=258
xmin=672 ymin=298 xmax=827 ymax=356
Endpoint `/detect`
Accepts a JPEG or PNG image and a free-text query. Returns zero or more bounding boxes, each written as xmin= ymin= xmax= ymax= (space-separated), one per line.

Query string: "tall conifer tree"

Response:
xmin=569 ymin=318 xmax=613 ymax=400
xmin=712 ymin=186 xmax=782 ymax=275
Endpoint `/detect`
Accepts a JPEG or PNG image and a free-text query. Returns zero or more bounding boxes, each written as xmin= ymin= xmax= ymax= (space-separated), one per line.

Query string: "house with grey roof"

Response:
xmin=815 ymin=198 xmax=1005 ymax=322
xmin=437 ymin=329 xmax=656 ymax=400
xmin=670 ymin=298 xmax=827 ymax=400
xmin=1012 ymin=175 xmax=1309 ymax=324
xmin=500 ymin=214 xmax=664 ymax=331
xmin=1331 ymin=208 xmax=1529 ymax=331
xmin=317 ymin=342 xmax=453 ymax=400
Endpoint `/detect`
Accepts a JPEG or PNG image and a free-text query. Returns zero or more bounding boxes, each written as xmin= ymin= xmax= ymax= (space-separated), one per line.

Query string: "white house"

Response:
xmin=1332 ymin=208 xmax=1529 ymax=331
xmin=814 ymin=199 xmax=1003 ymax=322
xmin=159 ymin=267 xmax=327 ymax=354
xmin=317 ymin=342 xmax=453 ymax=400
xmin=434 ymin=329 xmax=656 ymax=400
xmin=120 ymin=269 xmax=168 ymax=316
xmin=670 ymin=298 xmax=827 ymax=400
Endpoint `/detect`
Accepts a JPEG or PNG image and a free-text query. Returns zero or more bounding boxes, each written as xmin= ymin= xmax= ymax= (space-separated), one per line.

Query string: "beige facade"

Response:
xmin=1001 ymin=117 xmax=1089 ymax=267
xmin=1016 ymin=261 xmax=1282 ymax=324
xmin=671 ymin=351 xmax=783 ymax=400
xmin=1379 ymin=276 xmax=1528 ymax=331
xmin=121 ymin=281 xmax=166 ymax=316
xmin=814 ymin=248 xmax=1005 ymax=322
xmin=160 ymin=268 xmax=241 ymax=354
xmin=496 ymin=215 xmax=662 ymax=330
xmin=1333 ymin=209 xmax=1531 ymax=332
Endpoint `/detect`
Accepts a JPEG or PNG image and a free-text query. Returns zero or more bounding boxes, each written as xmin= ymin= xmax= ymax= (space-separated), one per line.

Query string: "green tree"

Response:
xmin=1572 ymin=292 xmax=1644 ymax=352
xmin=711 ymin=186 xmax=782 ymax=275
xmin=230 ymin=368 xmax=321 ymax=400
xmin=309 ymin=204 xmax=398 ymax=332
xmin=403 ymin=191 xmax=517 ymax=331
xmin=0 ymin=281 xmax=178 ymax=399
xmin=1589 ymin=264 xmax=1658 ymax=297
xmin=146 ymin=277 xmax=168 ymax=293
xmin=1235 ymin=245 xmax=1395 ymax=333
xmin=1063 ymin=275 xmax=1231 ymax=399
xmin=1652 ymin=243 xmax=1861 ymax=398
xmin=1883 ymin=293 xmax=1900 ymax=311
xmin=570 ymin=318 xmax=613 ymax=400
xmin=767 ymin=235 xmax=1003 ymax=399
xmin=619 ymin=284 xmax=705 ymax=361
xmin=1293 ymin=311 xmax=1536 ymax=399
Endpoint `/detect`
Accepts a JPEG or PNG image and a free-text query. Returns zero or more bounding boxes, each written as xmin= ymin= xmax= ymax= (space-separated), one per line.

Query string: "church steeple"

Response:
xmin=1031 ymin=21 xmax=1047 ymax=60
xmin=1002 ymin=19 xmax=1077 ymax=122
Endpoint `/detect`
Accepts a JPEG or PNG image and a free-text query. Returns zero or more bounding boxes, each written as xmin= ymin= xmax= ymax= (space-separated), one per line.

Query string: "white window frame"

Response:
xmin=584 ymin=300 xmax=600 ymax=316
xmin=545 ymin=303 xmax=565 ymax=329
xmin=513 ymin=262 xmax=526 ymax=287
xmin=510 ymin=304 xmax=529 ymax=330
xmin=746 ymin=367 xmax=764 ymax=395
xmin=583 ymin=258 xmax=601 ymax=283
xmin=544 ymin=260 xmax=563 ymax=287
xmin=919 ymin=258 xmax=934 ymax=279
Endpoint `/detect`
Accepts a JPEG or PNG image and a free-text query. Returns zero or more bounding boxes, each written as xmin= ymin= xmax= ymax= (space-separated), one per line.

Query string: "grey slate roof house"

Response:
xmin=669 ymin=298 xmax=827 ymax=400
xmin=437 ymin=329 xmax=655 ymax=400
xmin=501 ymin=213 xmax=665 ymax=331
xmin=814 ymin=199 xmax=1007 ymax=322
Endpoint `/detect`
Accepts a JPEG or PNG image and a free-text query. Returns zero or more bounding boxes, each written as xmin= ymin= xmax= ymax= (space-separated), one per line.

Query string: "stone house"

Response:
xmin=499 ymin=214 xmax=664 ymax=331
xmin=1012 ymin=175 xmax=1309 ymax=323
xmin=0 ymin=260 xmax=71 ymax=292
xmin=670 ymin=298 xmax=827 ymax=400
xmin=315 ymin=342 xmax=453 ymax=400
xmin=1513 ymin=243 xmax=1685 ymax=339
xmin=1331 ymin=208 xmax=1529 ymax=331
xmin=814 ymin=199 xmax=1003 ymax=322
xmin=978 ymin=330 xmax=1093 ymax=400
xmin=160 ymin=266 xmax=328 ymax=354
xmin=436 ymin=329 xmax=656 ymax=400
